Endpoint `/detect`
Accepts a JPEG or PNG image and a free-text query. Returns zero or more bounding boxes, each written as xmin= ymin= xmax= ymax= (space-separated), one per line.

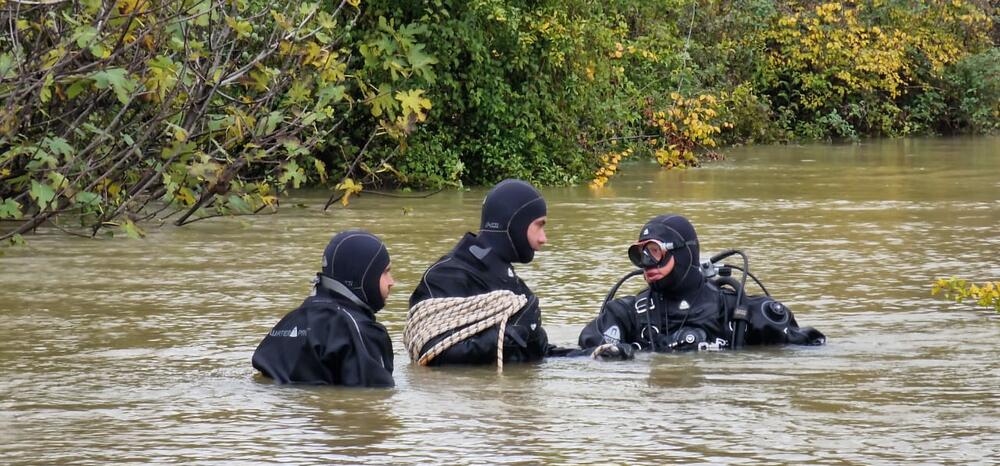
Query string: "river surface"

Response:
xmin=1 ymin=137 xmax=998 ymax=464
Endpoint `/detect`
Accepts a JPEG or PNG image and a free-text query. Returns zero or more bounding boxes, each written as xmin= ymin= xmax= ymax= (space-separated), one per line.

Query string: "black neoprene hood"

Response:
xmin=638 ymin=214 xmax=702 ymax=294
xmin=320 ymin=230 xmax=390 ymax=312
xmin=478 ymin=179 xmax=547 ymax=264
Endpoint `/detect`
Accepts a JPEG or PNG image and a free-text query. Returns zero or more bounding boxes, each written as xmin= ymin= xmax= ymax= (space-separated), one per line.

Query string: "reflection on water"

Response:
xmin=2 ymin=137 xmax=998 ymax=464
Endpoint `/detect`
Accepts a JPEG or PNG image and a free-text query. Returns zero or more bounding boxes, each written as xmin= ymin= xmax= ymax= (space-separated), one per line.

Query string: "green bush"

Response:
xmin=942 ymin=47 xmax=1000 ymax=133
xmin=0 ymin=0 xmax=434 ymax=241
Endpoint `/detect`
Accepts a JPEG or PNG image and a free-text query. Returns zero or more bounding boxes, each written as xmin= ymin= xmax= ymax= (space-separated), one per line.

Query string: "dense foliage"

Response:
xmin=2 ymin=0 xmax=996 ymax=241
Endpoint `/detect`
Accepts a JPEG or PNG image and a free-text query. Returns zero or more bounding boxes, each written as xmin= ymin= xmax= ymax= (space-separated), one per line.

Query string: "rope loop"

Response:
xmin=403 ymin=290 xmax=528 ymax=372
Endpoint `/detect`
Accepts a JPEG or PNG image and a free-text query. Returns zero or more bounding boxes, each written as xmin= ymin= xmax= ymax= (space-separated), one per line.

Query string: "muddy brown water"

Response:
xmin=1 ymin=137 xmax=998 ymax=464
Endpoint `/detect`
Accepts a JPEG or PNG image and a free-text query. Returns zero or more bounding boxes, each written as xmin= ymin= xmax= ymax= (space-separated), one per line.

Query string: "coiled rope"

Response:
xmin=403 ymin=290 xmax=527 ymax=372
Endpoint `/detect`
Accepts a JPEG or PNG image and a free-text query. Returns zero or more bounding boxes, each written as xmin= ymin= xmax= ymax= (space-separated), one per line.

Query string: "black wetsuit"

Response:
xmin=252 ymin=290 xmax=394 ymax=386
xmin=578 ymin=279 xmax=826 ymax=352
xmin=410 ymin=233 xmax=576 ymax=365
xmin=252 ymin=229 xmax=395 ymax=386
xmin=581 ymin=214 xmax=824 ymax=353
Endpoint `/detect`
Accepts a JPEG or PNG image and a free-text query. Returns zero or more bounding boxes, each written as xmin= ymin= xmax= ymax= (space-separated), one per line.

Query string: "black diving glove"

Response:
xmin=590 ymin=342 xmax=635 ymax=361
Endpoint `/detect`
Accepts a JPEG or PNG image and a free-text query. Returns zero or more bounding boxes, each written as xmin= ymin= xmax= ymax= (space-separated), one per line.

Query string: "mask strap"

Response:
xmin=317 ymin=274 xmax=374 ymax=313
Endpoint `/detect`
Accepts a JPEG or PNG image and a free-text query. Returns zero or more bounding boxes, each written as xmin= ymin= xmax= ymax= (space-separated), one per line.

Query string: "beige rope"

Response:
xmin=403 ymin=290 xmax=527 ymax=372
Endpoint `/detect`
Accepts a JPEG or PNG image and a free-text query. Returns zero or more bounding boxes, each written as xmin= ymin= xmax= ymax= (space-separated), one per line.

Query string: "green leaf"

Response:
xmin=315 ymin=85 xmax=345 ymax=110
xmin=29 ymin=180 xmax=57 ymax=210
xmin=9 ymin=233 xmax=26 ymax=247
xmin=121 ymin=219 xmax=145 ymax=239
xmin=226 ymin=194 xmax=251 ymax=213
xmin=66 ymin=77 xmax=93 ymax=99
xmin=257 ymin=111 xmax=283 ymax=136
xmin=0 ymin=53 xmax=15 ymax=80
xmin=27 ymin=148 xmax=58 ymax=170
xmin=40 ymin=73 xmax=54 ymax=103
xmin=298 ymin=3 xmax=318 ymax=16
xmin=47 ymin=172 xmax=69 ymax=192
xmin=192 ymin=0 xmax=212 ymax=27
xmin=74 ymin=191 xmax=101 ymax=207
xmin=370 ymin=83 xmax=396 ymax=118
xmin=286 ymin=80 xmax=311 ymax=104
xmin=0 ymin=198 xmax=23 ymax=219
xmin=91 ymin=68 xmax=137 ymax=104
xmin=279 ymin=160 xmax=306 ymax=188
xmin=406 ymin=43 xmax=438 ymax=83
xmin=317 ymin=11 xmax=337 ymax=30
xmin=81 ymin=0 xmax=101 ymax=14
xmin=73 ymin=25 xmax=98 ymax=49
xmin=43 ymin=136 xmax=75 ymax=158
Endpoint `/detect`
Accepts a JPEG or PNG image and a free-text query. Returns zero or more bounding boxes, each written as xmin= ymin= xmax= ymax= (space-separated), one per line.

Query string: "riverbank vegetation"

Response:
xmin=1 ymin=0 xmax=997 ymax=241
xmin=932 ymin=278 xmax=1000 ymax=313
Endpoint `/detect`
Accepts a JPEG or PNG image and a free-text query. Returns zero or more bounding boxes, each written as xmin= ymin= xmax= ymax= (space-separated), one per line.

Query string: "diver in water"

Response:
xmin=252 ymin=230 xmax=395 ymax=386
xmin=580 ymin=214 xmax=825 ymax=359
xmin=406 ymin=179 xmax=583 ymax=366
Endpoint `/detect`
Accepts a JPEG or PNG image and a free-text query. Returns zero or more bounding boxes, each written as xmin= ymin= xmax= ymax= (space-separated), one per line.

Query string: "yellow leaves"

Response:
xmin=611 ymin=42 xmax=624 ymax=59
xmin=643 ymin=91 xmax=724 ymax=170
xmin=932 ymin=277 xmax=1000 ymax=312
xmin=257 ymin=182 xmax=277 ymax=208
xmin=116 ymin=0 xmax=147 ymax=16
xmin=395 ymin=89 xmax=432 ymax=122
xmin=175 ymin=187 xmax=196 ymax=206
xmin=303 ymin=41 xmax=329 ymax=68
xmin=224 ymin=106 xmax=255 ymax=144
xmin=335 ymin=177 xmax=363 ymax=207
xmin=225 ymin=16 xmax=253 ymax=39
xmin=590 ymin=148 xmax=631 ymax=188
xmin=42 ymin=48 xmax=65 ymax=70
xmin=320 ymin=61 xmax=348 ymax=84
xmin=313 ymin=158 xmax=327 ymax=183
xmin=346 ymin=0 xmax=361 ymax=7
xmin=166 ymin=122 xmax=188 ymax=142
xmin=271 ymin=10 xmax=292 ymax=31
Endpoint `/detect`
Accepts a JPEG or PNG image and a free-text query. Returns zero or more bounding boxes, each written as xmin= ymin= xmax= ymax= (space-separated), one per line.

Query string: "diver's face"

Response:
xmin=379 ymin=264 xmax=394 ymax=300
xmin=526 ymin=216 xmax=547 ymax=251
xmin=643 ymin=255 xmax=675 ymax=284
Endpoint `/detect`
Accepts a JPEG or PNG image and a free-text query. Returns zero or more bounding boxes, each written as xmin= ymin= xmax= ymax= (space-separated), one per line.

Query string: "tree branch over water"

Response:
xmin=0 ymin=0 xmax=435 ymax=242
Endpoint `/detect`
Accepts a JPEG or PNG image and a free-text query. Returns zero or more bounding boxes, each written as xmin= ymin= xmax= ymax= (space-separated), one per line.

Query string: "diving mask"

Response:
xmin=627 ymin=239 xmax=698 ymax=269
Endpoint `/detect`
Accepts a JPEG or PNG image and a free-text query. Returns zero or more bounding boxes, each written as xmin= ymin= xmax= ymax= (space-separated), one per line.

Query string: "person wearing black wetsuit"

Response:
xmin=409 ymin=179 xmax=581 ymax=365
xmin=252 ymin=230 xmax=396 ymax=386
xmin=580 ymin=214 xmax=825 ymax=357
